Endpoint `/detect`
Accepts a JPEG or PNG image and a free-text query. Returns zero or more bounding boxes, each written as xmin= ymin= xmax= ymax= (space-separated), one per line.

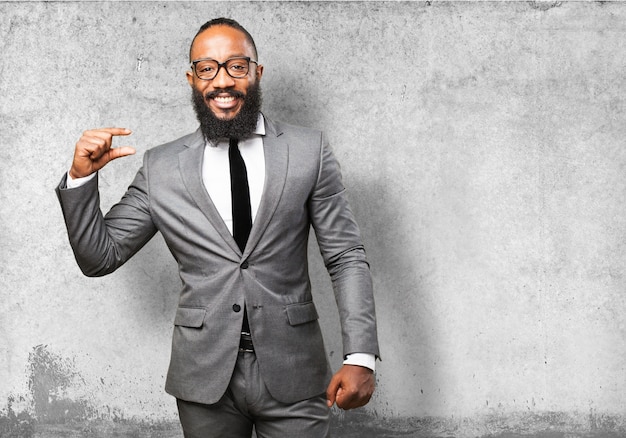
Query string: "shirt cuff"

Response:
xmin=343 ymin=353 xmax=376 ymax=372
xmin=66 ymin=171 xmax=96 ymax=189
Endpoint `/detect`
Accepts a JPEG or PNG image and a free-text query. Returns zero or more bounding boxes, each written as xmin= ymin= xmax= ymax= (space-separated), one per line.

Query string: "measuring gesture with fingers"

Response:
xmin=69 ymin=127 xmax=136 ymax=179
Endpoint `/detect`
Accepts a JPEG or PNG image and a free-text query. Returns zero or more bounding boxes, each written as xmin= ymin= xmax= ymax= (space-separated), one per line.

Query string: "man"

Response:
xmin=56 ymin=18 xmax=379 ymax=437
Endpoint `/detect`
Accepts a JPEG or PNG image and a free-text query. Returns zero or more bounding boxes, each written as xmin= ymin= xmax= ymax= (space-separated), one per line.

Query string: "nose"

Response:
xmin=212 ymin=65 xmax=236 ymax=88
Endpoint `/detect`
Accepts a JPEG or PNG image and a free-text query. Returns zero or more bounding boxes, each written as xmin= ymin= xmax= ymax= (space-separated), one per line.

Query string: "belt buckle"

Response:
xmin=239 ymin=332 xmax=254 ymax=353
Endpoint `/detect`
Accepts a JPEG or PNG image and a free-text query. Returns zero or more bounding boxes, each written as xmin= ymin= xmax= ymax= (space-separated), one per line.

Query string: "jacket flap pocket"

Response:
xmin=174 ymin=307 xmax=206 ymax=328
xmin=285 ymin=301 xmax=319 ymax=326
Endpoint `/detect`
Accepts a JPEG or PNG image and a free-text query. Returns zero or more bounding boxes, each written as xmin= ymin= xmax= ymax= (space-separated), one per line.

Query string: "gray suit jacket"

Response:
xmin=56 ymin=116 xmax=379 ymax=405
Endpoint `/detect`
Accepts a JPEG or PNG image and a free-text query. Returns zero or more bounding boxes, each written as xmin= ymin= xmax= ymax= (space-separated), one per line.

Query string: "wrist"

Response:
xmin=66 ymin=170 xmax=96 ymax=189
xmin=69 ymin=167 xmax=85 ymax=180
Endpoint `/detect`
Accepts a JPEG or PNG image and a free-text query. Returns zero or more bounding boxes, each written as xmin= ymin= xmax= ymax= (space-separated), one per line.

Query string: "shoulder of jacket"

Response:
xmin=144 ymin=131 xmax=199 ymax=159
xmin=267 ymin=116 xmax=323 ymax=139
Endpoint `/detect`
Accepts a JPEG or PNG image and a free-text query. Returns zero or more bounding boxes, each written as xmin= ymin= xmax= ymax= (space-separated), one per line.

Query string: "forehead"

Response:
xmin=190 ymin=25 xmax=255 ymax=61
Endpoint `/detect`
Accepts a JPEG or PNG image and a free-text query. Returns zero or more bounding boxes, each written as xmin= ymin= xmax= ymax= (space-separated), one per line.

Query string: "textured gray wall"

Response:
xmin=2 ymin=1 xmax=626 ymax=436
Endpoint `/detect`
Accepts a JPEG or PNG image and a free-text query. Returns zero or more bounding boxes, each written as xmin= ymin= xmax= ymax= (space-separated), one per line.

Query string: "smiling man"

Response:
xmin=189 ymin=23 xmax=262 ymax=139
xmin=56 ymin=18 xmax=379 ymax=437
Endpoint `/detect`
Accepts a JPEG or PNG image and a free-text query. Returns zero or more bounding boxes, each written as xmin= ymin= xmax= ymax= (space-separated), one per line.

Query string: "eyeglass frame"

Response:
xmin=190 ymin=56 xmax=259 ymax=81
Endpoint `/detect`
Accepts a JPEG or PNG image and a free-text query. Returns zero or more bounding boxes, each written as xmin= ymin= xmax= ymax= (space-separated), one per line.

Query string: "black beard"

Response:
xmin=192 ymin=83 xmax=262 ymax=141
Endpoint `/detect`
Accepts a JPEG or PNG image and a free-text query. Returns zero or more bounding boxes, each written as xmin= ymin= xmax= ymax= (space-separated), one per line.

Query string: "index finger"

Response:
xmin=91 ymin=127 xmax=133 ymax=137
xmin=326 ymin=375 xmax=340 ymax=407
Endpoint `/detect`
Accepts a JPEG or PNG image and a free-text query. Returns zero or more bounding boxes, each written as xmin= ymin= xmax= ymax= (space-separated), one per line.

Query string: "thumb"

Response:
xmin=107 ymin=146 xmax=136 ymax=161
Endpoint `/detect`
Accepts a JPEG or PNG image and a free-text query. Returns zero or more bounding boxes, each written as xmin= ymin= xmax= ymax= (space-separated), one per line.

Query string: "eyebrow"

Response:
xmin=190 ymin=53 xmax=254 ymax=63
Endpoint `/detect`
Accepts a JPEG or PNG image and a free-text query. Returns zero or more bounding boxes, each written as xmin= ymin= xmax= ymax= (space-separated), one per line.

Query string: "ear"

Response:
xmin=186 ymin=70 xmax=194 ymax=87
xmin=255 ymin=64 xmax=264 ymax=81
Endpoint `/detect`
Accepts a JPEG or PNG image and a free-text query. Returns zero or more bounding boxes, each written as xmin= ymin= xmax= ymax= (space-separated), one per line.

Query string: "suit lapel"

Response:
xmin=244 ymin=118 xmax=288 ymax=258
xmin=178 ymin=119 xmax=289 ymax=258
xmin=178 ymin=129 xmax=242 ymax=256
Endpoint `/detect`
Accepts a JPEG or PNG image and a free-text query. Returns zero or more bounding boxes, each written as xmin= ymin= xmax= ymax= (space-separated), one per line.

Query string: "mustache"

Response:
xmin=205 ymin=89 xmax=245 ymax=100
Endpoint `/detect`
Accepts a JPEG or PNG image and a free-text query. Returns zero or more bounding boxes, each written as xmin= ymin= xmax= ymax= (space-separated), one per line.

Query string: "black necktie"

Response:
xmin=229 ymin=138 xmax=252 ymax=334
xmin=229 ymin=138 xmax=252 ymax=252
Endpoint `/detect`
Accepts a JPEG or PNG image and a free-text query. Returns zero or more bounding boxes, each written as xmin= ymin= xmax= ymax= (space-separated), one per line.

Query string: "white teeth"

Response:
xmin=214 ymin=96 xmax=235 ymax=103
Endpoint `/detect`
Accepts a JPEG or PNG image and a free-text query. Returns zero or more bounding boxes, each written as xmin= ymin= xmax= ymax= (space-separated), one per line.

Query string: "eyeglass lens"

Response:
xmin=194 ymin=58 xmax=250 ymax=80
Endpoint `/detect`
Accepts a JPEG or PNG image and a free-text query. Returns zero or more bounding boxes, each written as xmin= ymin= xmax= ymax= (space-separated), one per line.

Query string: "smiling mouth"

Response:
xmin=213 ymin=96 xmax=236 ymax=104
xmin=206 ymin=91 xmax=245 ymax=112
xmin=207 ymin=89 xmax=245 ymax=100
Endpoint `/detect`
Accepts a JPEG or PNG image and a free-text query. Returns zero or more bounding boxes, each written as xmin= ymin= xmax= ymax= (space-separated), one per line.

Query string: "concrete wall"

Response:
xmin=2 ymin=1 xmax=626 ymax=436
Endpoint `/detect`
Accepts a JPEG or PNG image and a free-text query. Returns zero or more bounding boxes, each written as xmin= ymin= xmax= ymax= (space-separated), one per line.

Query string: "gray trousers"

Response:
xmin=177 ymin=351 xmax=331 ymax=438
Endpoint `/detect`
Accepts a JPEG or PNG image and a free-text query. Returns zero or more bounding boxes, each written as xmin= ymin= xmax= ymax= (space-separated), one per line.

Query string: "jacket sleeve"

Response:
xmin=308 ymin=133 xmax=380 ymax=359
xmin=55 ymin=160 xmax=157 ymax=277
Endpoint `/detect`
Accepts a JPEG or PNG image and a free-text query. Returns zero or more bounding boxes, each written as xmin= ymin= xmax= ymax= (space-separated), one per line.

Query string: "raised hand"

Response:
xmin=69 ymin=128 xmax=136 ymax=179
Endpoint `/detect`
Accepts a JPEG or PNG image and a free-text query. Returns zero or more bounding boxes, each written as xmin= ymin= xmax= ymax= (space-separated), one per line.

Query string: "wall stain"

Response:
xmin=136 ymin=54 xmax=144 ymax=72
xmin=331 ymin=409 xmax=626 ymax=438
xmin=28 ymin=344 xmax=90 ymax=424
xmin=528 ymin=1 xmax=562 ymax=11
xmin=0 ymin=395 xmax=35 ymax=438
xmin=0 ymin=345 xmax=90 ymax=437
xmin=0 ymin=345 xmax=183 ymax=436
xmin=4 ymin=346 xmax=626 ymax=437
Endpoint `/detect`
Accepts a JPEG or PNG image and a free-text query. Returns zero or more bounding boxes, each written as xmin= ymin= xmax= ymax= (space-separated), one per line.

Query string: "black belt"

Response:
xmin=239 ymin=332 xmax=254 ymax=352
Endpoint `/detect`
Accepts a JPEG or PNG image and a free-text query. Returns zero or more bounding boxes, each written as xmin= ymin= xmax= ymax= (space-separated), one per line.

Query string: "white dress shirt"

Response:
xmin=202 ymin=117 xmax=266 ymax=234
xmin=66 ymin=114 xmax=374 ymax=371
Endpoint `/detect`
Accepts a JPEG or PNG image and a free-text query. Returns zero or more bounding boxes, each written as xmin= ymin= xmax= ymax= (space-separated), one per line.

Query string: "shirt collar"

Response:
xmin=254 ymin=113 xmax=266 ymax=136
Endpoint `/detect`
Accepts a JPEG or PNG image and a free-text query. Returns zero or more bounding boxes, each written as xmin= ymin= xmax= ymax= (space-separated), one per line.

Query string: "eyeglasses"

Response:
xmin=190 ymin=57 xmax=258 ymax=80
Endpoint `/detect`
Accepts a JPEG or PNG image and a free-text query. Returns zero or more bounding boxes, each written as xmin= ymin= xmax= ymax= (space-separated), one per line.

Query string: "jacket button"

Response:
xmin=232 ymin=304 xmax=241 ymax=313
xmin=241 ymin=261 xmax=249 ymax=269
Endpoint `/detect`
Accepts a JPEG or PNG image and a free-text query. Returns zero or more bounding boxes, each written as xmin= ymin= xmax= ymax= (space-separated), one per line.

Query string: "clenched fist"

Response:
xmin=326 ymin=364 xmax=375 ymax=410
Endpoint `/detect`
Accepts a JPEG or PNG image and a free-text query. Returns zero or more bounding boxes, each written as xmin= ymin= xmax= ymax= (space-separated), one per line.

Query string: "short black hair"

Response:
xmin=190 ymin=18 xmax=258 ymax=61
